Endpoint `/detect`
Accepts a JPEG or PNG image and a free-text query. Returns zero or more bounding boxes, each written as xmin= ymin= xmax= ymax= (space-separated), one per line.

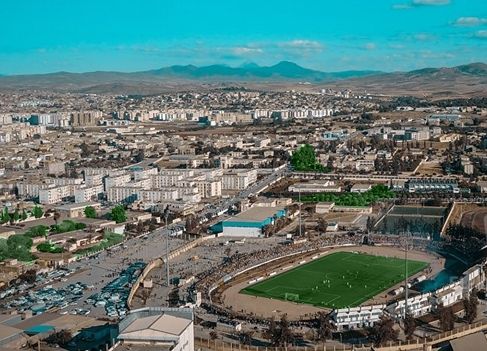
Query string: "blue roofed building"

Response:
xmin=211 ymin=207 xmax=286 ymax=237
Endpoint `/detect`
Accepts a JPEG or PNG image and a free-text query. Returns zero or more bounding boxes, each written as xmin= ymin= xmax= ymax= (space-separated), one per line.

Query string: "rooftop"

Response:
xmin=450 ymin=332 xmax=487 ymax=351
xmin=227 ymin=206 xmax=285 ymax=223
xmin=121 ymin=313 xmax=191 ymax=337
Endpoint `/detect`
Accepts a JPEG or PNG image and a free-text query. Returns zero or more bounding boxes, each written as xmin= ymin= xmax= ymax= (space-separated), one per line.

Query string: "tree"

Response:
xmin=185 ymin=214 xmax=198 ymax=233
xmin=110 ymin=205 xmax=126 ymax=223
xmin=0 ymin=207 xmax=9 ymax=223
xmin=403 ymin=313 xmax=416 ymax=339
xmin=168 ymin=288 xmax=180 ymax=307
xmin=84 ymin=206 xmax=97 ymax=219
xmin=238 ymin=330 xmax=254 ymax=345
xmin=265 ymin=315 xmax=294 ymax=347
xmin=6 ymin=234 xmax=34 ymax=261
xmin=21 ymin=210 xmax=28 ymax=221
xmin=369 ymin=316 xmax=398 ymax=346
xmin=262 ymin=224 xmax=274 ymax=237
xmin=291 ymin=144 xmax=328 ymax=172
xmin=438 ymin=306 xmax=455 ymax=331
xmin=32 ymin=206 xmax=44 ymax=219
xmin=44 ymin=329 xmax=72 ymax=346
xmin=18 ymin=269 xmax=37 ymax=284
xmin=136 ymin=221 xmax=144 ymax=233
xmin=463 ymin=289 xmax=479 ymax=323
xmin=53 ymin=211 xmax=61 ymax=225
xmin=316 ymin=218 xmax=328 ymax=233
xmin=316 ymin=312 xmax=335 ymax=342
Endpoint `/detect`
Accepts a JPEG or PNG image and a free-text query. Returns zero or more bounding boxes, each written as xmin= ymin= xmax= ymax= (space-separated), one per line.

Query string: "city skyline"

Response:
xmin=1 ymin=0 xmax=486 ymax=75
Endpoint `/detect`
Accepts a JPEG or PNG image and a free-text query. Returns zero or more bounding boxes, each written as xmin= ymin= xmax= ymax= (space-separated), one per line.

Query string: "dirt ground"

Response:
xmin=220 ymin=245 xmax=444 ymax=320
xmin=461 ymin=208 xmax=487 ymax=234
xmin=415 ymin=161 xmax=444 ymax=176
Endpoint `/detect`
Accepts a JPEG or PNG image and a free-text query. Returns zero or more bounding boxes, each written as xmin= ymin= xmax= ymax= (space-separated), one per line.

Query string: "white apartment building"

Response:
xmin=108 ymin=187 xmax=181 ymax=203
xmin=16 ymin=182 xmax=48 ymax=198
xmin=222 ymin=169 xmax=257 ymax=191
xmin=138 ymin=189 xmax=180 ymax=203
xmin=0 ymin=114 xmax=13 ymax=125
xmin=45 ymin=177 xmax=83 ymax=186
xmin=195 ymin=179 xmax=222 ymax=198
xmin=85 ymin=173 xmax=104 ymax=187
xmin=133 ymin=168 xmax=158 ymax=181
xmin=104 ymin=173 xmax=132 ymax=190
xmin=331 ymin=304 xmax=385 ymax=331
xmin=75 ymin=184 xmax=104 ymax=203
xmin=433 ymin=283 xmax=463 ymax=308
xmin=356 ymin=159 xmax=375 ymax=172
xmin=107 ymin=187 xmax=141 ymax=203
xmin=387 ymin=293 xmax=433 ymax=318
xmin=152 ymin=174 xmax=186 ymax=188
xmin=39 ymin=184 xmax=77 ymax=204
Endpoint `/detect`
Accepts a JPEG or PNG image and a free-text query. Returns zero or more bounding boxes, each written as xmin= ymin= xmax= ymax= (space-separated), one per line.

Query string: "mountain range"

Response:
xmin=0 ymin=61 xmax=485 ymax=96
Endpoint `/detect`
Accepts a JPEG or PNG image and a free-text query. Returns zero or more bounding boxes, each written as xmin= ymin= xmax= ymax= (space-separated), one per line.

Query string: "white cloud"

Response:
xmin=474 ymin=30 xmax=487 ymax=39
xmin=454 ymin=17 xmax=487 ymax=27
xmin=392 ymin=3 xmax=411 ymax=10
xmin=278 ymin=40 xmax=324 ymax=51
xmin=232 ymin=47 xmax=263 ymax=56
xmin=412 ymin=0 xmax=450 ymax=5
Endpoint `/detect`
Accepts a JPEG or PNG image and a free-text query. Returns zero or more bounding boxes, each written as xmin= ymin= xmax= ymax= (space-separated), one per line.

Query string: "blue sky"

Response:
xmin=1 ymin=0 xmax=486 ymax=74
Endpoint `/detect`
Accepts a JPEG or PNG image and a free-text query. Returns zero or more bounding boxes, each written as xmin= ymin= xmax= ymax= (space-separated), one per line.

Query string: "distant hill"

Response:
xmin=0 ymin=62 xmax=485 ymax=97
xmin=0 ymin=61 xmax=382 ymax=91
xmin=320 ymin=62 xmax=487 ymax=98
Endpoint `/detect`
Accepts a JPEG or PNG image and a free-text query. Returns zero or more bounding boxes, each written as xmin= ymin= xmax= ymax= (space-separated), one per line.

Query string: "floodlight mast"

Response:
xmin=404 ymin=230 xmax=409 ymax=319
xmin=298 ymin=190 xmax=302 ymax=237
xmin=164 ymin=207 xmax=170 ymax=287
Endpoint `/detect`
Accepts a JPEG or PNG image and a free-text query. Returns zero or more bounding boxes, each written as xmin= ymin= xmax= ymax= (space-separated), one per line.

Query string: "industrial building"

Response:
xmin=211 ymin=207 xmax=286 ymax=237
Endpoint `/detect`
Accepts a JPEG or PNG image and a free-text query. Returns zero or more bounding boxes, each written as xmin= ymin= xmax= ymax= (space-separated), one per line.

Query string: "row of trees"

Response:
xmin=301 ymin=184 xmax=395 ymax=207
xmin=0 ymin=205 xmax=44 ymax=224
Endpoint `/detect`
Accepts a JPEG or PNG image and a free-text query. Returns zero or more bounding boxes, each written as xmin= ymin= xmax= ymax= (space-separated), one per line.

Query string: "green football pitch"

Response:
xmin=241 ymin=251 xmax=428 ymax=309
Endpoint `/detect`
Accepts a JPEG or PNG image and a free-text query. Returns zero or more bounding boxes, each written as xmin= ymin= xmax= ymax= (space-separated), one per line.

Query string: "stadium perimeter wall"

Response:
xmin=127 ymin=234 xmax=215 ymax=308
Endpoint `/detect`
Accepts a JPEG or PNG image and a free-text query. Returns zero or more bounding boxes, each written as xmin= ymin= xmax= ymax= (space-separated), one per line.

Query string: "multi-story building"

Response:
xmin=70 ymin=111 xmax=102 ymax=127
xmin=104 ymin=173 xmax=132 ymax=190
xmin=331 ymin=305 xmax=385 ymax=331
xmin=194 ymin=179 xmax=222 ymax=198
xmin=0 ymin=114 xmax=13 ymax=125
xmin=39 ymin=184 xmax=77 ymax=204
xmin=74 ymin=184 xmax=104 ymax=203
xmin=222 ymin=169 xmax=257 ymax=191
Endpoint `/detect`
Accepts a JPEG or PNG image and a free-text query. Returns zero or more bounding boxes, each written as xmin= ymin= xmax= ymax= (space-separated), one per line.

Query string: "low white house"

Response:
xmin=331 ymin=304 xmax=385 ymax=330
xmin=387 ymin=293 xmax=433 ymax=318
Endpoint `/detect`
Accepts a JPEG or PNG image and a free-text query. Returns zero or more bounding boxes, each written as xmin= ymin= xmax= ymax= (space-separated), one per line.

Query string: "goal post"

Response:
xmin=284 ymin=292 xmax=299 ymax=301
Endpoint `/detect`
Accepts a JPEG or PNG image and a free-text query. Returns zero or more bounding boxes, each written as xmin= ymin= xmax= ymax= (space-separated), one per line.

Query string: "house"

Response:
xmin=115 ymin=307 xmax=194 ymax=351
xmin=315 ymin=202 xmax=335 ymax=214
xmin=350 ymin=184 xmax=372 ymax=193
xmin=54 ymin=202 xmax=101 ymax=218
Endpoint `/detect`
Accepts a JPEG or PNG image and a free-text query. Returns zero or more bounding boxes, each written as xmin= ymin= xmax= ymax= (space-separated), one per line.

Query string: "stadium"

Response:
xmin=208 ymin=241 xmax=442 ymax=321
